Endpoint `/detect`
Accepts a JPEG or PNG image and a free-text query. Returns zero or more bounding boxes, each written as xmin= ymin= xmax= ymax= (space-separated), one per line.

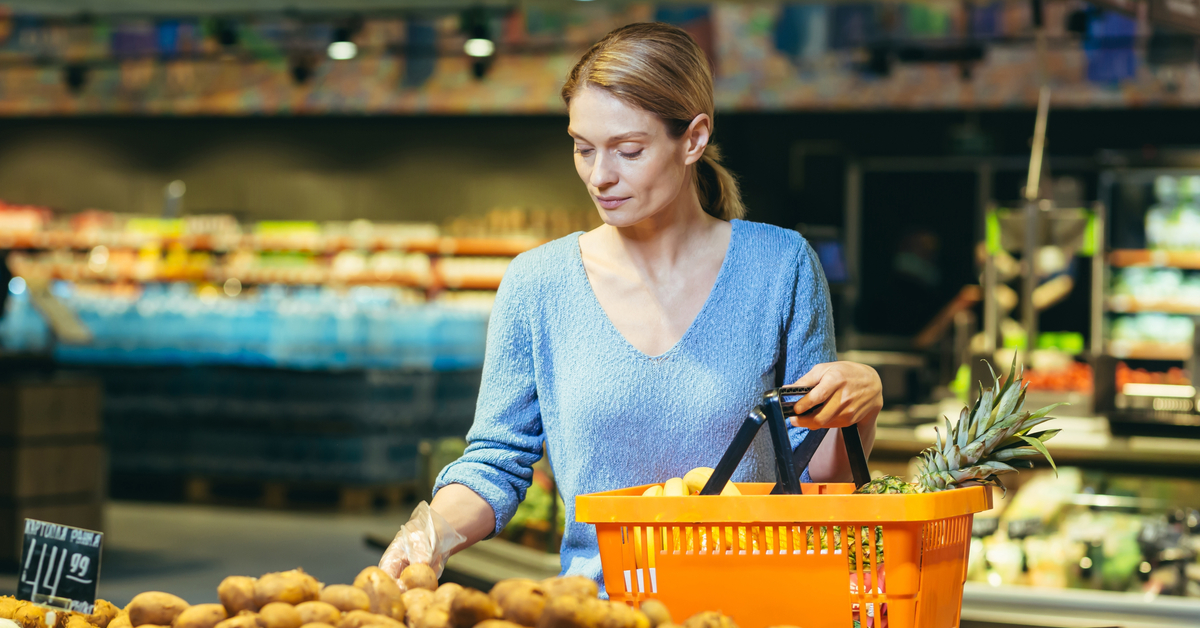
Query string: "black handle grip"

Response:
xmin=701 ymin=387 xmax=871 ymax=496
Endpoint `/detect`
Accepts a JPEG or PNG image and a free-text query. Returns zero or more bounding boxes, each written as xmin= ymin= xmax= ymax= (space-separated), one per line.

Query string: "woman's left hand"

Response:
xmin=787 ymin=361 xmax=883 ymax=429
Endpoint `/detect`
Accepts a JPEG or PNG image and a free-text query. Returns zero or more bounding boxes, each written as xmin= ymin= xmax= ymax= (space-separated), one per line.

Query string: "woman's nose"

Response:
xmin=589 ymin=152 xmax=618 ymax=189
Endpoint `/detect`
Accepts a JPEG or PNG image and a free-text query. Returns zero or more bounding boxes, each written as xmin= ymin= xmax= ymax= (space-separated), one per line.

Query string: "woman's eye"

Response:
xmin=574 ymin=147 xmax=594 ymax=157
xmin=618 ymin=149 xmax=643 ymax=159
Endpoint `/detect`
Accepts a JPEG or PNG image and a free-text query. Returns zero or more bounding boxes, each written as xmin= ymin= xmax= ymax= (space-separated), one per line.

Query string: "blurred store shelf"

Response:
xmin=872 ymin=425 xmax=1200 ymax=473
xmin=1107 ymin=341 xmax=1193 ymax=361
xmin=1110 ymin=250 xmax=1200 ymax=270
xmin=1108 ymin=296 xmax=1200 ymax=315
xmin=961 ymin=583 xmax=1200 ymax=628
xmin=0 ymin=230 xmax=543 ymax=258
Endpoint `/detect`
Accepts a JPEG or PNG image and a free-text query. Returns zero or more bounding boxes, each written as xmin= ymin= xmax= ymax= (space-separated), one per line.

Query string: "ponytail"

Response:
xmin=696 ymin=143 xmax=746 ymax=221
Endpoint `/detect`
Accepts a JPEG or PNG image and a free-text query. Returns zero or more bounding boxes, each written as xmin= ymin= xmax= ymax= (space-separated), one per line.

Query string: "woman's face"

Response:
xmin=568 ymin=86 xmax=709 ymax=228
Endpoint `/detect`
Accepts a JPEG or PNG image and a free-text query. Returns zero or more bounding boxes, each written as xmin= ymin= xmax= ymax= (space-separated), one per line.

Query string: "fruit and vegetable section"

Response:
xmin=0 ymin=203 xmax=602 ymax=370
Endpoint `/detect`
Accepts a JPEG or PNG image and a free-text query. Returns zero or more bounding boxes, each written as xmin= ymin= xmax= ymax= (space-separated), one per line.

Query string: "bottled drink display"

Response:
xmin=2 ymin=281 xmax=490 ymax=371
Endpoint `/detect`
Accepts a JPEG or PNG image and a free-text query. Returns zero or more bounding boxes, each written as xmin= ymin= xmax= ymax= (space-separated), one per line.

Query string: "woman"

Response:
xmin=381 ymin=22 xmax=882 ymax=587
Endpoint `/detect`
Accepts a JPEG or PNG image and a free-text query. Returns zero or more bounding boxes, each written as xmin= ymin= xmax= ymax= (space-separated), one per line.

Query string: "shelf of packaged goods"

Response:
xmin=1107 ymin=341 xmax=1193 ymax=361
xmin=871 ymin=426 xmax=1200 ymax=473
xmin=1110 ymin=249 xmax=1200 ymax=269
xmin=435 ymin=276 xmax=505 ymax=291
xmin=1107 ymin=295 xmax=1200 ymax=315
xmin=0 ymin=230 xmax=544 ymax=257
xmin=8 ymin=260 xmax=436 ymax=289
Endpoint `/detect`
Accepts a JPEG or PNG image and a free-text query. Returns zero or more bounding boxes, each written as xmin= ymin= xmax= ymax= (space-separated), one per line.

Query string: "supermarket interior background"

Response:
xmin=1 ymin=0 xmax=1200 ymax=627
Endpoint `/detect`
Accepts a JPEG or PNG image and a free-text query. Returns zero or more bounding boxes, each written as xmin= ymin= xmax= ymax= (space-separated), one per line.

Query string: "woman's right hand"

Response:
xmin=378 ymin=501 xmax=466 ymax=579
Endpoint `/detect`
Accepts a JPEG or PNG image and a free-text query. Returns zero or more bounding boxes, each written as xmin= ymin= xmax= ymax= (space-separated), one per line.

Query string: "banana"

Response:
xmin=684 ymin=466 xmax=741 ymax=496
xmin=663 ymin=477 xmax=686 ymax=496
xmin=642 ymin=485 xmax=663 ymax=497
xmin=682 ymin=467 xmax=713 ymax=494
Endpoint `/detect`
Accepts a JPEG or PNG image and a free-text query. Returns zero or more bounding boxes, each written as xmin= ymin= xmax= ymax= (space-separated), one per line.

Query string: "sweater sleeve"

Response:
xmin=433 ymin=259 xmax=545 ymax=538
xmin=782 ymin=239 xmax=839 ymax=480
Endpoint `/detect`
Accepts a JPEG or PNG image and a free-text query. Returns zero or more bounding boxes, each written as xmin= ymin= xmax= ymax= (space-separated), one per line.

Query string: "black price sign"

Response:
xmin=18 ymin=519 xmax=103 ymax=614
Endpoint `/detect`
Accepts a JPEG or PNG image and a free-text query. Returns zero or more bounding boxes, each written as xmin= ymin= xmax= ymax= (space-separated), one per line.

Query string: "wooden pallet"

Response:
xmin=184 ymin=476 xmax=422 ymax=512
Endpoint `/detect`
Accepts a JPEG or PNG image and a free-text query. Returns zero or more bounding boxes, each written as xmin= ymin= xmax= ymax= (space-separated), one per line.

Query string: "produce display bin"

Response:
xmin=576 ymin=483 xmax=992 ymax=628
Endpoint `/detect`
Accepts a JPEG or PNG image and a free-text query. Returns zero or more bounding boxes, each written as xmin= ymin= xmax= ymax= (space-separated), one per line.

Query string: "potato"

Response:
xmin=475 ymin=622 xmax=525 ymax=628
xmin=400 ymin=590 xmax=434 ymax=626
xmin=535 ymin=596 xmax=610 ymax=628
xmin=65 ymin=614 xmax=94 ymax=628
xmin=408 ymin=608 xmax=449 ymax=628
xmin=174 ymin=605 xmax=228 ymax=628
xmin=449 ymin=589 xmax=500 ymax=628
xmin=14 ymin=603 xmax=48 ymax=628
xmin=597 ymin=604 xmax=644 ymax=628
xmin=488 ymin=580 xmax=545 ymax=627
xmin=213 ymin=614 xmax=260 ymax=628
xmin=256 ymin=570 xmax=322 ymax=607
xmin=256 ymin=604 xmax=302 ymax=628
xmin=90 ymin=601 xmax=122 ymax=628
xmin=300 ymin=624 xmax=336 ymax=628
xmin=0 ymin=598 xmax=24 ymax=620
xmin=317 ymin=587 xmax=367 ymax=615
xmin=294 ymin=603 xmax=338 ymax=628
xmin=431 ymin=585 xmax=460 ymax=611
xmin=539 ymin=577 xmax=598 ymax=600
xmin=635 ymin=602 xmax=669 ymax=628
xmin=109 ymin=614 xmax=132 ymax=628
xmin=352 ymin=567 xmax=405 ymax=621
xmin=398 ymin=565 xmax=437 ymax=593
xmin=336 ymin=611 xmax=401 ymax=628
xmin=219 ymin=578 xmax=260 ymax=615
xmin=680 ymin=613 xmax=737 ymax=628
xmin=127 ymin=593 xmax=191 ymax=628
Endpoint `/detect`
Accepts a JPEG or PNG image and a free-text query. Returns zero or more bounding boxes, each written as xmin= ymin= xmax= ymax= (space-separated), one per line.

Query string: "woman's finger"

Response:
xmin=788 ymin=376 xmax=836 ymax=415
xmin=791 ymin=387 xmax=850 ymax=429
xmin=790 ymin=362 xmax=832 ymax=389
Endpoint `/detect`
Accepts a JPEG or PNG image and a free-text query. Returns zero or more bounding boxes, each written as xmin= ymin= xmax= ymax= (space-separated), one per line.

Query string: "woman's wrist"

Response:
xmin=429 ymin=483 xmax=498 ymax=553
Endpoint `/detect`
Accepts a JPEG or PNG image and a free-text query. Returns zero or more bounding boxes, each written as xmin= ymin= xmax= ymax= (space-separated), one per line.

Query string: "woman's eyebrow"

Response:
xmin=609 ymin=131 xmax=649 ymax=141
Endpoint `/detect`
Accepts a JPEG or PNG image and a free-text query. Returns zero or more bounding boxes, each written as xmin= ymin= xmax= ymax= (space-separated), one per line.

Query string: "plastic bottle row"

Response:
xmin=1 ymin=281 xmax=491 ymax=370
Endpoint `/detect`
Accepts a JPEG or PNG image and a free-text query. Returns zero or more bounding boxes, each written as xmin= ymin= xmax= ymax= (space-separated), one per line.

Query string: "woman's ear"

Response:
xmin=682 ymin=113 xmax=712 ymax=166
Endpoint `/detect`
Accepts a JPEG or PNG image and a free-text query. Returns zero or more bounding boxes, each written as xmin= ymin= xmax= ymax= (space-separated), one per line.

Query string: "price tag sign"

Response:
xmin=18 ymin=519 xmax=103 ymax=614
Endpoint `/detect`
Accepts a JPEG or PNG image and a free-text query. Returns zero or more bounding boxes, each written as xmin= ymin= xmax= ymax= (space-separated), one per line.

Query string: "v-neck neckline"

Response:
xmin=571 ymin=219 xmax=740 ymax=360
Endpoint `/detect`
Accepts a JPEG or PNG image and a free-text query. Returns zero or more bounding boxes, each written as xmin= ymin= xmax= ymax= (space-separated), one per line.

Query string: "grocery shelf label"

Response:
xmin=18 ymin=519 xmax=103 ymax=614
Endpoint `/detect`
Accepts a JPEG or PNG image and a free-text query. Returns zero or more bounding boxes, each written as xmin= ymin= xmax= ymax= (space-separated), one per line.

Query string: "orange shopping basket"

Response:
xmin=576 ymin=386 xmax=993 ymax=628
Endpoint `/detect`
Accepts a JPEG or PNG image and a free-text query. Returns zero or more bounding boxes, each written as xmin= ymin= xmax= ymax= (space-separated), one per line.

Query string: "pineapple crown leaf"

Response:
xmin=1017 ymin=434 xmax=1059 ymax=476
xmin=1026 ymin=429 xmax=1061 ymax=442
xmin=991 ymin=447 xmax=1041 ymax=461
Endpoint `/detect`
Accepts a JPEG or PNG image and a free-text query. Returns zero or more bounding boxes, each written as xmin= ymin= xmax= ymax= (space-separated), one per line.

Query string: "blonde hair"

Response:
xmin=561 ymin=22 xmax=746 ymax=221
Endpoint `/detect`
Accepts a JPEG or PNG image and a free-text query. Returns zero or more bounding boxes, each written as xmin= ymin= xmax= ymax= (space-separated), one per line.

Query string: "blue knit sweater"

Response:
xmin=434 ymin=219 xmax=837 ymax=586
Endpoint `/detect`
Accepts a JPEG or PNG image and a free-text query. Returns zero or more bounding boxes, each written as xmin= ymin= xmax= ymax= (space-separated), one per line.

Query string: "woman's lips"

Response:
xmin=595 ymin=196 xmax=630 ymax=210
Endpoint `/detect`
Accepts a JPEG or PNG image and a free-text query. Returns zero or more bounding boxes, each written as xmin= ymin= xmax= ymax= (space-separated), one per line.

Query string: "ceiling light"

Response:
xmin=328 ymin=41 xmax=357 ymax=60
xmin=464 ymin=38 xmax=495 ymax=58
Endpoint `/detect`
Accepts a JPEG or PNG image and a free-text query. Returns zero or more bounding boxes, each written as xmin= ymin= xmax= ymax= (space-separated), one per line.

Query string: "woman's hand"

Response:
xmin=788 ymin=361 xmax=882 ymax=430
xmin=789 ymin=361 xmax=882 ymax=483
xmin=378 ymin=500 xmax=469 ymax=580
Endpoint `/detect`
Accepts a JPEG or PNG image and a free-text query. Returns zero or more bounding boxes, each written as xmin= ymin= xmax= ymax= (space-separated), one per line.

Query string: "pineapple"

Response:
xmin=856 ymin=357 xmax=1061 ymax=496
xmin=841 ymin=358 xmax=1062 ymax=569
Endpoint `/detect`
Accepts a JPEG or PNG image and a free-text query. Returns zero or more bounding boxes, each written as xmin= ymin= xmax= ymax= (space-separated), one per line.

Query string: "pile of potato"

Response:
xmin=0 ymin=565 xmax=761 ymax=628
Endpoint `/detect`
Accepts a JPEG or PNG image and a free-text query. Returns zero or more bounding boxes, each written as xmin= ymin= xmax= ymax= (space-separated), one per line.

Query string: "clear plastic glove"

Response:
xmin=379 ymin=501 xmax=466 ymax=580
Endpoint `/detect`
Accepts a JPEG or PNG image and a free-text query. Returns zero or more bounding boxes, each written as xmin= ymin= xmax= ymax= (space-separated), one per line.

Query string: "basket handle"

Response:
xmin=699 ymin=387 xmax=871 ymax=495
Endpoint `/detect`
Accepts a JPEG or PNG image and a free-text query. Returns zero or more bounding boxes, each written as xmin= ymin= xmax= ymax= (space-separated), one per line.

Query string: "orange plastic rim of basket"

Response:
xmin=577 ymin=483 xmax=994 ymax=628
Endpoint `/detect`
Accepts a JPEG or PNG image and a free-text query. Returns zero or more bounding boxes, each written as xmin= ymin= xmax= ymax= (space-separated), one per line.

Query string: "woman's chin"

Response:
xmin=594 ymin=205 xmax=652 ymax=229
